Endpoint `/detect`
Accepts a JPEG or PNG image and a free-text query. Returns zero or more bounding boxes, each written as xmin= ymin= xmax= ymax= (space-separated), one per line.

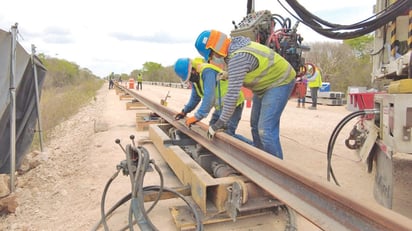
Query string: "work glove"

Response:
xmin=207 ymin=119 xmax=226 ymax=139
xmin=174 ymin=110 xmax=186 ymax=120
xmin=185 ymin=116 xmax=199 ymax=127
xmin=217 ymin=71 xmax=228 ymax=80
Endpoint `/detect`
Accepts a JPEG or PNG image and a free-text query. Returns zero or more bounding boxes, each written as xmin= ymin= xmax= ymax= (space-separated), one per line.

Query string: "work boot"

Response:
xmin=308 ymin=106 xmax=316 ymax=110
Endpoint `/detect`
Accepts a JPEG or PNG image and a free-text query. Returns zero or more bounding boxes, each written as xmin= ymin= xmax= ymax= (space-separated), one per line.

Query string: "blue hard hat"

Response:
xmin=174 ymin=58 xmax=191 ymax=82
xmin=195 ymin=30 xmax=211 ymax=61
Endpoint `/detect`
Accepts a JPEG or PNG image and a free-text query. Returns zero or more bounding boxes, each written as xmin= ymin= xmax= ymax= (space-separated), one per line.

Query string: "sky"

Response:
xmin=0 ymin=0 xmax=376 ymax=78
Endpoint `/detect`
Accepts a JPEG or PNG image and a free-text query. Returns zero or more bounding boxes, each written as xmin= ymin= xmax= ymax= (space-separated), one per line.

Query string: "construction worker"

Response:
xmin=109 ymin=72 xmax=115 ymax=89
xmin=173 ymin=57 xmax=252 ymax=145
xmin=195 ymin=29 xmax=296 ymax=159
xmin=296 ymin=74 xmax=308 ymax=108
xmin=306 ymin=64 xmax=323 ymax=110
xmin=136 ymin=72 xmax=143 ymax=90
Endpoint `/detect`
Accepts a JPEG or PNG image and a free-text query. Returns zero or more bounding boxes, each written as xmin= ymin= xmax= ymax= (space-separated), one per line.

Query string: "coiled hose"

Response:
xmin=90 ymin=144 xmax=203 ymax=231
xmin=327 ymin=109 xmax=378 ymax=186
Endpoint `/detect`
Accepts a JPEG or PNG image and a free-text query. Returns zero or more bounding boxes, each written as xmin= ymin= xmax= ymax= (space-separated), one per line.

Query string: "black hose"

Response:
xmin=121 ymin=159 xmax=164 ymax=231
xmin=93 ymin=157 xmax=167 ymax=230
xmin=100 ymin=170 xmax=120 ymax=231
xmin=144 ymin=186 xmax=204 ymax=231
xmin=120 ymin=185 xmax=204 ymax=231
xmin=327 ymin=110 xmax=367 ymax=184
xmin=130 ymin=146 xmax=157 ymax=230
xmin=278 ymin=0 xmax=411 ymax=40
xmin=125 ymin=144 xmax=136 ymax=193
xmin=283 ymin=17 xmax=292 ymax=29
xmin=93 ymin=142 xmax=207 ymax=231
xmin=327 ymin=110 xmax=369 ymax=186
xmin=272 ymin=14 xmax=286 ymax=28
xmin=145 ymin=160 xmax=164 ymax=214
xmin=282 ymin=205 xmax=297 ymax=231
xmin=91 ymin=193 xmax=131 ymax=231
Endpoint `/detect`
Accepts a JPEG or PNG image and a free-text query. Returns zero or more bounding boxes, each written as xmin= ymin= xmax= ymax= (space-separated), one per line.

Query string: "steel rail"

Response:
xmin=118 ymin=85 xmax=412 ymax=231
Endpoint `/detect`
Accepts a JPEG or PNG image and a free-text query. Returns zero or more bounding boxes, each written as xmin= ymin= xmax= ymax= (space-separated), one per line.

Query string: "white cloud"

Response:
xmin=0 ymin=0 xmax=376 ymax=77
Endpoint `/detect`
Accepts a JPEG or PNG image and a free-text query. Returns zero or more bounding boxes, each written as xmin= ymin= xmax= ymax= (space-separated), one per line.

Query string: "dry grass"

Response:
xmin=31 ymin=78 xmax=104 ymax=149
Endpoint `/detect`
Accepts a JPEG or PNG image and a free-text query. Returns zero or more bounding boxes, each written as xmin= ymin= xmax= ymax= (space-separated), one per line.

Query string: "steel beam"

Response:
xmin=118 ymin=85 xmax=412 ymax=231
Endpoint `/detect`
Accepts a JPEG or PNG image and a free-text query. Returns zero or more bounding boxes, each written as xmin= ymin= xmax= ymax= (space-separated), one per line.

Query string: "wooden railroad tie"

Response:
xmin=136 ymin=111 xmax=166 ymax=131
xmin=126 ymin=100 xmax=148 ymax=110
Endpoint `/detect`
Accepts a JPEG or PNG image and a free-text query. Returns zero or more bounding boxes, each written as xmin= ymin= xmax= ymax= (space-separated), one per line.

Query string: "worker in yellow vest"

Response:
xmin=306 ymin=64 xmax=323 ymax=110
xmin=174 ymin=57 xmax=252 ymax=145
xmin=195 ymin=29 xmax=296 ymax=159
xmin=136 ymin=72 xmax=143 ymax=90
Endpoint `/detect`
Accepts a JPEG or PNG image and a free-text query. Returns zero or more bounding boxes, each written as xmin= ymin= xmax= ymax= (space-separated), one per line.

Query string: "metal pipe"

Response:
xmin=31 ymin=44 xmax=44 ymax=152
xmin=9 ymin=23 xmax=18 ymax=192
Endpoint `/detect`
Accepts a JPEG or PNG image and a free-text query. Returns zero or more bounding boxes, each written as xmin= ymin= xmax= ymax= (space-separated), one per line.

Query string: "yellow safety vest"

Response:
xmin=307 ymin=69 xmax=322 ymax=88
xmin=193 ymin=63 xmax=245 ymax=110
xmin=137 ymin=74 xmax=143 ymax=82
xmin=232 ymin=42 xmax=296 ymax=97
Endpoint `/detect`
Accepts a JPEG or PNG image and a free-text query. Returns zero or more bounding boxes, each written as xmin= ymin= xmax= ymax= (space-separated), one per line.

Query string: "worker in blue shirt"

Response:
xmin=174 ymin=57 xmax=252 ymax=145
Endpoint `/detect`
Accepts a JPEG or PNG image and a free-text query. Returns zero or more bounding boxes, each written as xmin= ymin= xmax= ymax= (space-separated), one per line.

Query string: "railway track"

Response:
xmin=116 ymin=84 xmax=412 ymax=231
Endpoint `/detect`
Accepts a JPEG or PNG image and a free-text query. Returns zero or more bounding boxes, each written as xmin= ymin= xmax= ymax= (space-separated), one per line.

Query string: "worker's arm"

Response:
xmin=219 ymin=53 xmax=253 ymax=123
xmin=183 ymin=87 xmax=201 ymax=114
xmin=208 ymin=53 xmax=255 ymax=139
xmin=194 ymin=69 xmax=217 ymax=120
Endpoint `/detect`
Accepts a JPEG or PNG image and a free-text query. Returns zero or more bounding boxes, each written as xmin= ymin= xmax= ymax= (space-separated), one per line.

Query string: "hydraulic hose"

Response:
xmin=95 ymin=144 xmax=193 ymax=231
xmin=100 ymin=170 xmax=120 ymax=231
xmin=326 ymin=110 xmax=378 ymax=185
xmin=130 ymin=146 xmax=157 ymax=231
xmin=92 ymin=145 xmax=165 ymax=231
xmin=144 ymin=186 xmax=204 ymax=231
xmin=282 ymin=205 xmax=297 ymax=231
xmin=91 ymin=193 xmax=131 ymax=231
xmin=145 ymin=161 xmax=164 ymax=214
xmin=278 ymin=0 xmax=410 ymax=40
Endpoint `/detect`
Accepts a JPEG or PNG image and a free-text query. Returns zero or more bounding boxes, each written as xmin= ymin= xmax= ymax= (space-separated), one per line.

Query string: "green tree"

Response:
xmin=32 ymin=55 xmax=103 ymax=150
xmin=130 ymin=69 xmax=142 ymax=79
xmin=120 ymin=73 xmax=129 ymax=81
xmin=303 ymin=40 xmax=373 ymax=92
xmin=143 ymin=62 xmax=162 ymax=73
xmin=343 ymin=34 xmax=374 ymax=58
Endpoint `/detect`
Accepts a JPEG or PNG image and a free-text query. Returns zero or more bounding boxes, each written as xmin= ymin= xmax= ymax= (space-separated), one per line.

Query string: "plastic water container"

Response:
xmin=319 ymin=82 xmax=330 ymax=92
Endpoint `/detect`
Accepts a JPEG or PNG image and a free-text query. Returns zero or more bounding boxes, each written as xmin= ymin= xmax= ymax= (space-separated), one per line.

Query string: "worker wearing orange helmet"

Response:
xmin=195 ymin=30 xmax=296 ymax=159
xmin=173 ymin=57 xmax=252 ymax=145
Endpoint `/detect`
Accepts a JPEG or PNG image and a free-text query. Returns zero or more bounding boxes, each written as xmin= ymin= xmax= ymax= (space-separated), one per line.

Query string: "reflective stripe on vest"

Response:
xmin=195 ymin=63 xmax=245 ymax=109
xmin=308 ymin=69 xmax=322 ymax=88
xmin=193 ymin=63 xmax=222 ymax=98
xmin=232 ymin=42 xmax=296 ymax=96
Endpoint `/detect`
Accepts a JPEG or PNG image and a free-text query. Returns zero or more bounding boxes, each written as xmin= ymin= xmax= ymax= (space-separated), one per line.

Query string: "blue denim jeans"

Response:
xmin=210 ymin=103 xmax=253 ymax=145
xmin=250 ymin=80 xmax=295 ymax=159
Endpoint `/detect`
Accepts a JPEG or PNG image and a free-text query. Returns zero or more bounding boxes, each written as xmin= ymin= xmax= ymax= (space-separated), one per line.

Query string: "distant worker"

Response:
xmin=296 ymin=74 xmax=307 ymax=108
xmin=109 ymin=72 xmax=114 ymax=89
xmin=195 ymin=29 xmax=296 ymax=159
xmin=136 ymin=72 xmax=143 ymax=90
xmin=109 ymin=78 xmax=114 ymax=89
xmin=173 ymin=57 xmax=252 ymax=145
xmin=306 ymin=64 xmax=323 ymax=110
